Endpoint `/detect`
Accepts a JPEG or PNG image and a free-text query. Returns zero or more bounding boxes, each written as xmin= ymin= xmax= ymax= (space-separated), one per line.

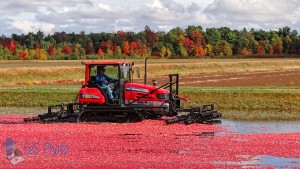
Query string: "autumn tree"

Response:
xmin=115 ymin=46 xmax=122 ymax=55
xmin=48 ymin=45 xmax=55 ymax=55
xmin=18 ymin=50 xmax=28 ymax=60
xmin=85 ymin=42 xmax=94 ymax=55
xmin=160 ymin=47 xmax=167 ymax=58
xmin=7 ymin=39 xmax=16 ymax=54
xmin=97 ymin=48 xmax=104 ymax=59
xmin=63 ymin=45 xmax=72 ymax=55
xmin=213 ymin=41 xmax=233 ymax=57
xmin=130 ymin=41 xmax=137 ymax=56
xmin=123 ymin=41 xmax=130 ymax=55
xmin=37 ymin=48 xmax=47 ymax=60
xmin=144 ymin=26 xmax=158 ymax=48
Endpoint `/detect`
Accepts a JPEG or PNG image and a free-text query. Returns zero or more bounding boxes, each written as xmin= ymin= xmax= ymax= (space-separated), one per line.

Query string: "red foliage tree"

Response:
xmin=63 ymin=45 xmax=72 ymax=55
xmin=18 ymin=51 xmax=27 ymax=60
xmin=97 ymin=48 xmax=104 ymax=59
xmin=257 ymin=46 xmax=264 ymax=55
xmin=117 ymin=31 xmax=126 ymax=42
xmin=145 ymin=28 xmax=158 ymax=47
xmin=123 ymin=41 xmax=130 ymax=55
xmin=7 ymin=39 xmax=16 ymax=53
xmin=48 ymin=45 xmax=55 ymax=56
xmin=34 ymin=42 xmax=40 ymax=49
xmin=85 ymin=42 xmax=94 ymax=55
xmin=140 ymin=44 xmax=147 ymax=56
xmin=191 ymin=31 xmax=205 ymax=46
xmin=184 ymin=37 xmax=195 ymax=56
xmin=100 ymin=41 xmax=113 ymax=53
xmin=0 ymin=40 xmax=6 ymax=47
xmin=130 ymin=41 xmax=137 ymax=54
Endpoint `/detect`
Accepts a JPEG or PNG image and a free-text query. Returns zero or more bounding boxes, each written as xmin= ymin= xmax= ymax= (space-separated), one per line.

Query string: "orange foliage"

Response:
xmin=123 ymin=41 xmax=130 ymax=55
xmin=18 ymin=51 xmax=27 ymax=60
xmin=8 ymin=39 xmax=16 ymax=53
xmin=257 ymin=46 xmax=264 ymax=55
xmin=97 ymin=48 xmax=104 ymax=59
xmin=197 ymin=46 xmax=203 ymax=57
xmin=241 ymin=47 xmax=252 ymax=56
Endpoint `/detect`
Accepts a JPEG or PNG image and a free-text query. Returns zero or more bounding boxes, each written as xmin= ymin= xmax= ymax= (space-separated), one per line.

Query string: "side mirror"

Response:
xmin=136 ymin=67 xmax=140 ymax=78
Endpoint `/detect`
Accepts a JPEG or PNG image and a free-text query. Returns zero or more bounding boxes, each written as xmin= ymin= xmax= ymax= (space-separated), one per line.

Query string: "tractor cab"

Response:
xmin=78 ymin=61 xmax=132 ymax=105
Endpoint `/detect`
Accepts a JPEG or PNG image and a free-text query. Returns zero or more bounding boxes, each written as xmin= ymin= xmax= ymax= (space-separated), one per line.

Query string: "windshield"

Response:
xmin=89 ymin=65 xmax=118 ymax=82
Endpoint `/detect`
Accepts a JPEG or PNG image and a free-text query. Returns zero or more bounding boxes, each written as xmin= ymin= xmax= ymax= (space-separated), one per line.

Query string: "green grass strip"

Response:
xmin=0 ymin=85 xmax=79 ymax=107
xmin=1 ymin=85 xmax=300 ymax=120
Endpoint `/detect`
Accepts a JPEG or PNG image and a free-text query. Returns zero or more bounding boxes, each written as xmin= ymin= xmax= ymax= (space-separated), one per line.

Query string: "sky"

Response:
xmin=1 ymin=0 xmax=300 ymax=36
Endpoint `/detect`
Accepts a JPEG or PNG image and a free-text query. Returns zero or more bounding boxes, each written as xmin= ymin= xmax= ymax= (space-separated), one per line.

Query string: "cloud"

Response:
xmin=0 ymin=18 xmax=22 ymax=35
xmin=204 ymin=0 xmax=300 ymax=31
xmin=12 ymin=21 xmax=56 ymax=34
xmin=0 ymin=0 xmax=300 ymax=36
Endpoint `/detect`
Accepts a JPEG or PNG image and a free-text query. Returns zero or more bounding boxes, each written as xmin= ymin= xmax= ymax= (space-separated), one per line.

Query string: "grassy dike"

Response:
xmin=181 ymin=87 xmax=300 ymax=121
xmin=0 ymin=85 xmax=79 ymax=107
xmin=0 ymin=85 xmax=300 ymax=120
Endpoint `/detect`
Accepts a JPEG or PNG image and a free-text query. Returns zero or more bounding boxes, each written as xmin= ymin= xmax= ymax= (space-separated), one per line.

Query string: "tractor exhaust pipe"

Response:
xmin=144 ymin=58 xmax=149 ymax=85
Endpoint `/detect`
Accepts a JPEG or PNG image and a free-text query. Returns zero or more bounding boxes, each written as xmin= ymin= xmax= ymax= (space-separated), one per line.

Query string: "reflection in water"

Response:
xmin=212 ymin=120 xmax=300 ymax=168
xmin=213 ymin=155 xmax=300 ymax=168
xmin=255 ymin=156 xmax=300 ymax=168
xmin=220 ymin=120 xmax=300 ymax=134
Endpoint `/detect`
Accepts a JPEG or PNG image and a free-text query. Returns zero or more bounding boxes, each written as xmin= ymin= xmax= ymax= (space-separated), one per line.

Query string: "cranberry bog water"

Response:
xmin=1 ymin=115 xmax=300 ymax=168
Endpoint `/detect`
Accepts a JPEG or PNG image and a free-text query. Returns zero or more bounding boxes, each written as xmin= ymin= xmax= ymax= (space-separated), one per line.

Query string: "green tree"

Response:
xmin=25 ymin=33 xmax=35 ymax=49
xmin=204 ymin=28 xmax=221 ymax=46
xmin=283 ymin=35 xmax=292 ymax=54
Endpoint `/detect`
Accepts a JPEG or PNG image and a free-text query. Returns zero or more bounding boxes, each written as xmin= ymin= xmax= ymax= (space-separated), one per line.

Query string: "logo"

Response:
xmin=80 ymin=94 xmax=100 ymax=99
xmin=3 ymin=137 xmax=70 ymax=165
xmin=3 ymin=137 xmax=25 ymax=165
xmin=24 ymin=141 xmax=69 ymax=156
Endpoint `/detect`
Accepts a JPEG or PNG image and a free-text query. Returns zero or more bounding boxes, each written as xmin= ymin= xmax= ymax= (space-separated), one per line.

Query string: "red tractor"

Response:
xmin=24 ymin=59 xmax=221 ymax=124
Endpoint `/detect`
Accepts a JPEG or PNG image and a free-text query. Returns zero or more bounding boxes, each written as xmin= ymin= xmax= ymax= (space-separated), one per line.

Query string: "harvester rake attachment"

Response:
xmin=165 ymin=104 xmax=222 ymax=125
xmin=24 ymin=116 xmax=41 ymax=123
xmin=24 ymin=104 xmax=66 ymax=123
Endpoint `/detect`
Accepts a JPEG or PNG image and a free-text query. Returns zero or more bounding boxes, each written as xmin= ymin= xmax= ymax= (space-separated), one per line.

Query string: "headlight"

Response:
xmin=157 ymin=93 xmax=169 ymax=100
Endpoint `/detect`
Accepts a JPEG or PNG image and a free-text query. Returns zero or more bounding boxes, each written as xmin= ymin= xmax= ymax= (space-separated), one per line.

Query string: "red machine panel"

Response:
xmin=78 ymin=88 xmax=105 ymax=104
xmin=124 ymin=83 xmax=169 ymax=102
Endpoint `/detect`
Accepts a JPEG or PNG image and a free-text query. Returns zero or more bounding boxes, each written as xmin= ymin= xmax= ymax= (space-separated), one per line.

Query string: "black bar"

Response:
xmin=144 ymin=58 xmax=149 ymax=85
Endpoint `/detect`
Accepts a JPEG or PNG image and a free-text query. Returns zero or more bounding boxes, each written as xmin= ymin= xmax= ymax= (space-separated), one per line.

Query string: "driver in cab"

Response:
xmin=95 ymin=66 xmax=117 ymax=100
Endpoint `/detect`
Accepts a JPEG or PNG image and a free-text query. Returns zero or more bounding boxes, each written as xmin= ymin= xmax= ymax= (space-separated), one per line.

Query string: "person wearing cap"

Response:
xmin=95 ymin=66 xmax=117 ymax=101
xmin=3 ymin=137 xmax=24 ymax=165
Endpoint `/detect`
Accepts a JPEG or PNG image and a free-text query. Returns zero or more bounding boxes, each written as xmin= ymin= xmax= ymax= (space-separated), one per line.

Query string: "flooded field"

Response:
xmin=0 ymin=114 xmax=300 ymax=168
xmin=221 ymin=119 xmax=300 ymax=134
xmin=217 ymin=120 xmax=300 ymax=168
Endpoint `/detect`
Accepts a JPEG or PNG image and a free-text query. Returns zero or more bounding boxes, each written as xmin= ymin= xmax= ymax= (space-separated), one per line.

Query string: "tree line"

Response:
xmin=0 ymin=25 xmax=299 ymax=60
